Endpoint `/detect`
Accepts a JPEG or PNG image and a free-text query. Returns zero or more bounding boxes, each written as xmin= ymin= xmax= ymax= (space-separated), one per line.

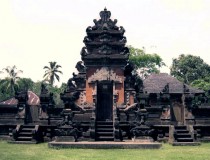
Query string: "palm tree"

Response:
xmin=43 ymin=62 xmax=63 ymax=86
xmin=0 ymin=65 xmax=23 ymax=95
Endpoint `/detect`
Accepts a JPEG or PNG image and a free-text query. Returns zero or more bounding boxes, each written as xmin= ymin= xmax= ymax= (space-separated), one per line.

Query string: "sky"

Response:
xmin=0 ymin=0 xmax=210 ymax=86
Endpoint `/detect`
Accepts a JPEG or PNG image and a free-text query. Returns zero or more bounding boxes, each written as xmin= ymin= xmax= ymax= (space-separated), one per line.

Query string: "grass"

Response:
xmin=0 ymin=140 xmax=210 ymax=160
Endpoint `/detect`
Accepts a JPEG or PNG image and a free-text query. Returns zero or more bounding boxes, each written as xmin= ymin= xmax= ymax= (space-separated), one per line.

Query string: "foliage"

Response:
xmin=190 ymin=76 xmax=210 ymax=91
xmin=47 ymin=83 xmax=67 ymax=106
xmin=0 ymin=140 xmax=210 ymax=160
xmin=0 ymin=78 xmax=67 ymax=105
xmin=128 ymin=46 xmax=165 ymax=79
xmin=0 ymin=84 xmax=11 ymax=101
xmin=31 ymin=81 xmax=66 ymax=105
xmin=170 ymin=54 xmax=210 ymax=84
xmin=43 ymin=61 xmax=63 ymax=86
xmin=31 ymin=81 xmax=42 ymax=96
xmin=0 ymin=65 xmax=23 ymax=96
xmin=17 ymin=78 xmax=34 ymax=91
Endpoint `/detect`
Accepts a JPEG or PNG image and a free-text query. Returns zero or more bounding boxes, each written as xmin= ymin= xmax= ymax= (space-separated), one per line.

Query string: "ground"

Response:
xmin=0 ymin=140 xmax=209 ymax=160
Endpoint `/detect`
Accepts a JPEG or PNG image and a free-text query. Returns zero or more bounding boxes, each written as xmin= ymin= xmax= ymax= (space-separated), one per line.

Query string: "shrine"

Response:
xmin=0 ymin=8 xmax=210 ymax=147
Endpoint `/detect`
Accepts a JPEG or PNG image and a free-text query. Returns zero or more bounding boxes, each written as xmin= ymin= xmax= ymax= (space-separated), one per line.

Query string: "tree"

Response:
xmin=43 ymin=62 xmax=63 ymax=86
xmin=190 ymin=77 xmax=210 ymax=91
xmin=18 ymin=78 xmax=34 ymax=91
xmin=170 ymin=54 xmax=210 ymax=84
xmin=0 ymin=65 xmax=23 ymax=95
xmin=128 ymin=46 xmax=165 ymax=79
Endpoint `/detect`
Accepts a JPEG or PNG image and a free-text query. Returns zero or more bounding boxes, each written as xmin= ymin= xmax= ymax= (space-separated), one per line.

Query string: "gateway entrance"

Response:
xmin=96 ymin=82 xmax=113 ymax=121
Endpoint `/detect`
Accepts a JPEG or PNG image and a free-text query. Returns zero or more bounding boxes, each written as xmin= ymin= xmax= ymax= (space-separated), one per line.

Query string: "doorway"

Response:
xmin=96 ymin=82 xmax=113 ymax=121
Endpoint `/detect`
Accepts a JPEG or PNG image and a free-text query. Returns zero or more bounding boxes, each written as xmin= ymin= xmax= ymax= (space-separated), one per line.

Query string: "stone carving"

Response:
xmin=98 ymin=45 xmax=112 ymax=55
xmin=183 ymin=84 xmax=190 ymax=93
xmin=88 ymin=67 xmax=122 ymax=83
xmin=41 ymin=83 xmax=48 ymax=94
xmin=88 ymin=8 xmax=119 ymax=31
xmin=39 ymin=83 xmax=55 ymax=120
xmin=162 ymin=83 xmax=169 ymax=93
xmin=75 ymin=61 xmax=86 ymax=73
xmin=100 ymin=7 xmax=111 ymax=22
xmin=55 ymin=109 xmax=81 ymax=142
xmin=66 ymin=78 xmax=76 ymax=91
xmin=120 ymin=47 xmax=129 ymax=55
xmin=15 ymin=91 xmax=28 ymax=119
xmin=80 ymin=47 xmax=89 ymax=57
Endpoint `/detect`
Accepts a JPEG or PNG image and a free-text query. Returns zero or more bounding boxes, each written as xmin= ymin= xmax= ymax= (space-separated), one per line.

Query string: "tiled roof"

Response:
xmin=0 ymin=91 xmax=40 ymax=105
xmin=143 ymin=73 xmax=204 ymax=94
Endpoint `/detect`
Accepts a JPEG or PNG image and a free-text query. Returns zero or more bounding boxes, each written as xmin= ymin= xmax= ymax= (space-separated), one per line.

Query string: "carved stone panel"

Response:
xmin=88 ymin=67 xmax=122 ymax=83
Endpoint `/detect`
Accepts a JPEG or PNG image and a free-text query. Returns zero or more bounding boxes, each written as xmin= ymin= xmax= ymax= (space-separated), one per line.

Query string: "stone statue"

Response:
xmin=80 ymin=47 xmax=89 ymax=56
xmin=67 ymin=78 xmax=76 ymax=91
xmin=75 ymin=61 xmax=86 ymax=73
xmin=41 ymin=83 xmax=48 ymax=94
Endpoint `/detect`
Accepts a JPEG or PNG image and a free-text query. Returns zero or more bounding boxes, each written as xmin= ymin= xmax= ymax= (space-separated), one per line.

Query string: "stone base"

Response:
xmin=0 ymin=135 xmax=11 ymax=140
xmin=8 ymin=141 xmax=37 ymax=144
xmin=200 ymin=137 xmax=210 ymax=142
xmin=48 ymin=141 xmax=162 ymax=149
xmin=55 ymin=136 xmax=76 ymax=142
xmin=171 ymin=142 xmax=201 ymax=146
xmin=132 ymin=136 xmax=153 ymax=143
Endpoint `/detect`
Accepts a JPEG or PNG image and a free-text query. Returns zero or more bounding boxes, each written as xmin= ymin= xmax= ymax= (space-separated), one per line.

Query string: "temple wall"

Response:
xmin=113 ymin=67 xmax=124 ymax=104
xmin=85 ymin=67 xmax=125 ymax=105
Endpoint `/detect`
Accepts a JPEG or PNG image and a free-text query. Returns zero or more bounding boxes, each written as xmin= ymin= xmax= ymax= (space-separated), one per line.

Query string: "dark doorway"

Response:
xmin=96 ymin=82 xmax=113 ymax=121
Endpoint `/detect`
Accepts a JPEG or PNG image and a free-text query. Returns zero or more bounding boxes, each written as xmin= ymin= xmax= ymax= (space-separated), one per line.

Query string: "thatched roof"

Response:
xmin=143 ymin=73 xmax=204 ymax=94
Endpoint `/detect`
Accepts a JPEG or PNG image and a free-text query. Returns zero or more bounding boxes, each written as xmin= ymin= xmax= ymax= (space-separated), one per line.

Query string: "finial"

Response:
xmin=100 ymin=8 xmax=111 ymax=21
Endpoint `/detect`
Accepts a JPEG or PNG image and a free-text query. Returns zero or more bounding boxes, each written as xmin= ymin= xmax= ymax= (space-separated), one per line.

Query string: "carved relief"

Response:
xmin=88 ymin=67 xmax=122 ymax=83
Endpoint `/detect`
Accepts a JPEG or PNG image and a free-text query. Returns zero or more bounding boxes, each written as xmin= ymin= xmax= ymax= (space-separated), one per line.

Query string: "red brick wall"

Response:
xmin=85 ymin=67 xmax=125 ymax=104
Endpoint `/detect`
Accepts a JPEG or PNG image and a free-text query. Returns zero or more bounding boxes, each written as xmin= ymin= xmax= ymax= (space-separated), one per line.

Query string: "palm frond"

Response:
xmin=54 ymin=70 xmax=63 ymax=74
xmin=43 ymin=66 xmax=50 ymax=70
xmin=54 ymin=73 xmax=60 ymax=82
xmin=55 ymin=65 xmax=62 ymax=68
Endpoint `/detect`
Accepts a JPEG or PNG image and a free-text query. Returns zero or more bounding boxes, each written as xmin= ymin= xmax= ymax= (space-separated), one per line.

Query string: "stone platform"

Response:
xmin=48 ymin=141 xmax=162 ymax=149
xmin=171 ymin=142 xmax=201 ymax=146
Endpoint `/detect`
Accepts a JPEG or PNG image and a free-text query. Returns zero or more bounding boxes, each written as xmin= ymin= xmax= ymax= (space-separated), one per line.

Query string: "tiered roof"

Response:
xmin=81 ymin=8 xmax=129 ymax=67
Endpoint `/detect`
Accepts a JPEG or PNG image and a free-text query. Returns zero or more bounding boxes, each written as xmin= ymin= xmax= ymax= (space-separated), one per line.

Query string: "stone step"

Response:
xmin=96 ymin=121 xmax=113 ymax=125
xmin=96 ymin=127 xmax=114 ymax=132
xmin=21 ymin=128 xmax=34 ymax=132
xmin=17 ymin=136 xmax=33 ymax=141
xmin=172 ymin=142 xmax=200 ymax=146
xmin=8 ymin=141 xmax=37 ymax=144
xmin=175 ymin=126 xmax=187 ymax=129
xmin=176 ymin=130 xmax=189 ymax=134
xmin=23 ymin=125 xmax=35 ymax=128
xmin=96 ymin=124 xmax=113 ymax=127
xmin=97 ymin=132 xmax=113 ymax=136
xmin=175 ymin=133 xmax=192 ymax=138
xmin=19 ymin=132 xmax=33 ymax=136
xmin=96 ymin=136 xmax=114 ymax=141
xmin=177 ymin=138 xmax=193 ymax=142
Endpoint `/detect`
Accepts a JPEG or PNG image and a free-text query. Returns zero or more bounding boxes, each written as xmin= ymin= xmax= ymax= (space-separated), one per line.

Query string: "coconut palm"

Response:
xmin=43 ymin=61 xmax=63 ymax=86
xmin=0 ymin=65 xmax=23 ymax=95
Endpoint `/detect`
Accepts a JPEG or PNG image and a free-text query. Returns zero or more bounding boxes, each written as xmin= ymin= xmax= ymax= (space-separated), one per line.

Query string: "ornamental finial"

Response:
xmin=100 ymin=8 xmax=111 ymax=22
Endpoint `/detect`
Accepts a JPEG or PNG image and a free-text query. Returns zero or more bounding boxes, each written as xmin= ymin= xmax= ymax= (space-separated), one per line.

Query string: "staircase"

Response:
xmin=95 ymin=121 xmax=114 ymax=141
xmin=172 ymin=125 xmax=200 ymax=146
xmin=10 ymin=125 xmax=41 ymax=144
